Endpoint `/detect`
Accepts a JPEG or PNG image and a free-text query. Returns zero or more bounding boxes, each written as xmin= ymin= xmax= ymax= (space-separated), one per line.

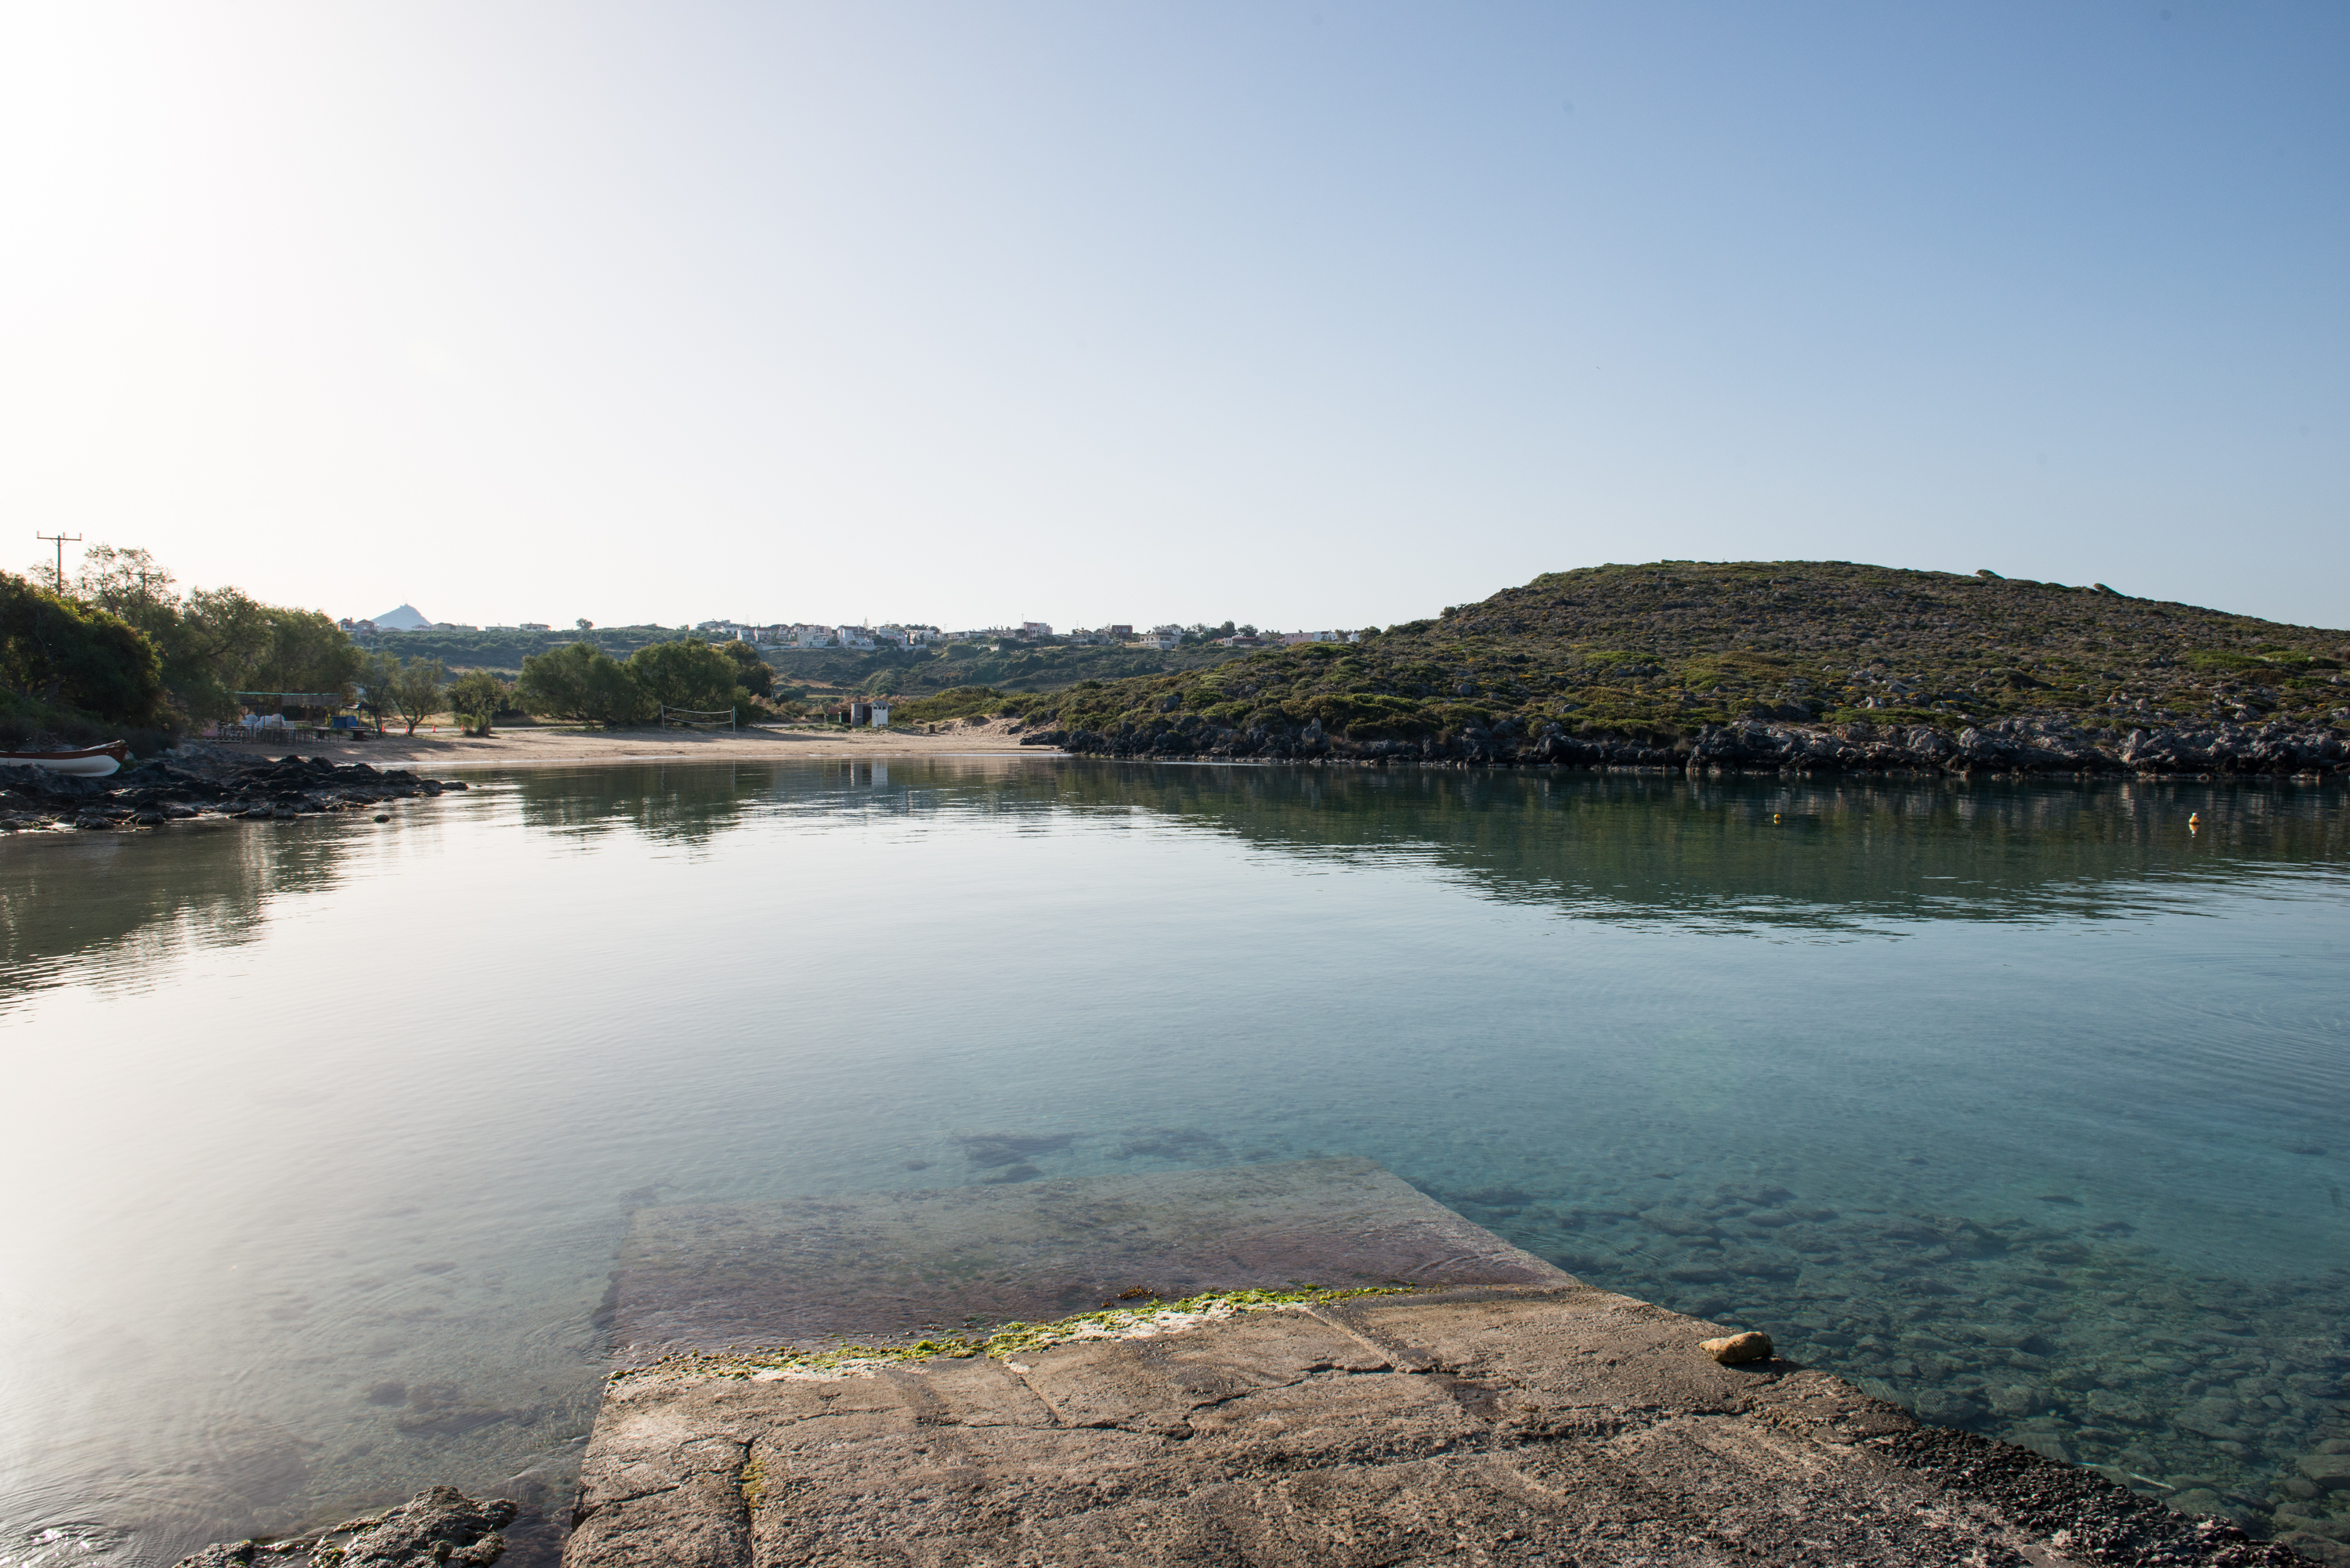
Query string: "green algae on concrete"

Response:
xmin=607 ymin=1285 xmax=1416 ymax=1388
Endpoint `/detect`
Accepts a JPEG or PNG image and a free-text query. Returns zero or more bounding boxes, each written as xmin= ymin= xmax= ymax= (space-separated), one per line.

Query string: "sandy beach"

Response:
xmin=236 ymin=717 xmax=1058 ymax=769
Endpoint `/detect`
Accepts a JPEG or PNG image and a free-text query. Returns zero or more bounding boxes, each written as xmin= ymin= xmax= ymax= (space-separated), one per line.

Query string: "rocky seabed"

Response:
xmin=1439 ymin=1178 xmax=2350 ymax=1563
xmin=1027 ymin=713 xmax=2350 ymax=779
xmin=0 ymin=750 xmax=466 ymax=831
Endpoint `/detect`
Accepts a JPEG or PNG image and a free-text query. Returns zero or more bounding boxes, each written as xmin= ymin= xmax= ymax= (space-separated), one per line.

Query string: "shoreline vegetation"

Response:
xmin=0 ymin=724 xmax=1043 ymax=831
xmin=7 ymin=555 xmax=2346 ymax=786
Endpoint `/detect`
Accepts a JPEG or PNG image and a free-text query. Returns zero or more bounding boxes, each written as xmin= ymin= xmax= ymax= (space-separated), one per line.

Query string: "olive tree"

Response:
xmin=366 ymin=652 xmax=446 ymax=735
xmin=447 ymin=669 xmax=512 ymax=736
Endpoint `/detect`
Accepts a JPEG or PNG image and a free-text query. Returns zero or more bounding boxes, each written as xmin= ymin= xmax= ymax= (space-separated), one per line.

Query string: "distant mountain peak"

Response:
xmin=371 ymin=603 xmax=430 ymax=630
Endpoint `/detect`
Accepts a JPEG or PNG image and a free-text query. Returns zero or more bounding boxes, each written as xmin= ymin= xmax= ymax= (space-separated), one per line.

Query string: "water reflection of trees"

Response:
xmin=504 ymin=758 xmax=1051 ymax=844
xmin=506 ymin=763 xmax=772 ymax=846
xmin=0 ymin=820 xmax=355 ymax=1001
xmin=14 ymin=761 xmax=2339 ymax=993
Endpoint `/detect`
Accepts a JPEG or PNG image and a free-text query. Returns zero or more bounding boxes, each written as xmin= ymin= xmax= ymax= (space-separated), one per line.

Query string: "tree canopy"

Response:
xmin=52 ymin=544 xmax=361 ymax=724
xmin=515 ymin=637 xmax=761 ymax=725
xmin=517 ymin=641 xmax=648 ymax=724
xmin=447 ymin=670 xmax=515 ymax=736
xmin=0 ymin=571 xmax=166 ymax=724
xmin=366 ymin=652 xmax=447 ymax=735
xmin=628 ymin=639 xmax=744 ymax=714
xmin=719 ymin=638 xmax=773 ymax=698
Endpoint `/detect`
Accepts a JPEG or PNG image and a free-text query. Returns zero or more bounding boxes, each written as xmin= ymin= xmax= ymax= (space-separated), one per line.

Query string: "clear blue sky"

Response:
xmin=3 ymin=2 xmax=2343 ymax=632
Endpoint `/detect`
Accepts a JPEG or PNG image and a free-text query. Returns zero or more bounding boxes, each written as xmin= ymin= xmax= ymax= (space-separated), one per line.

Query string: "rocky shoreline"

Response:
xmin=0 ymin=749 xmax=466 ymax=832
xmin=1021 ymin=711 xmax=2350 ymax=778
xmin=174 ymin=1489 xmax=519 ymax=1568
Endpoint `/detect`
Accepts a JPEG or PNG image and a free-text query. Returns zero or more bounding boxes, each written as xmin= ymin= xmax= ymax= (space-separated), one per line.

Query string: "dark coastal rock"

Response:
xmin=335 ymin=1487 xmax=515 ymax=1568
xmin=0 ymin=750 xmax=449 ymax=830
xmin=169 ymin=1488 xmax=515 ymax=1568
xmin=1037 ymin=709 xmax=2349 ymax=779
xmin=172 ymin=1546 xmax=261 ymax=1568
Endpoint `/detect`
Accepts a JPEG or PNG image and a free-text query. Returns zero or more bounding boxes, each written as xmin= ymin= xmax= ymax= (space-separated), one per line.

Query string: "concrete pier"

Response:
xmin=565 ymin=1162 xmax=2295 ymax=1566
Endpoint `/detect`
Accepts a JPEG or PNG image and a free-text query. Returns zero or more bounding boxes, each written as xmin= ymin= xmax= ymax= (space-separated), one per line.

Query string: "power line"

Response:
xmin=34 ymin=532 xmax=81 ymax=594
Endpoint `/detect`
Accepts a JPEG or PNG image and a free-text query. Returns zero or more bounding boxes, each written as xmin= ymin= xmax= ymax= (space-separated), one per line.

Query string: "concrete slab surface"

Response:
xmin=566 ymin=1284 xmax=2295 ymax=1566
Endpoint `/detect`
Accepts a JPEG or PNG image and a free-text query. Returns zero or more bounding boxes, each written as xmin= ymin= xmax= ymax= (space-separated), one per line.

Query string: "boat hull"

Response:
xmin=9 ymin=744 xmax=127 ymax=778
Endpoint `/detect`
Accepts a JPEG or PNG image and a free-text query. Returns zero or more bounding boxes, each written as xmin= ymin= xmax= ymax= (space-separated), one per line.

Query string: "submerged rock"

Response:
xmin=2298 ymin=1454 xmax=2350 ymax=1491
xmin=170 ymin=1488 xmax=515 ymax=1568
xmin=334 ymin=1487 xmax=514 ymax=1568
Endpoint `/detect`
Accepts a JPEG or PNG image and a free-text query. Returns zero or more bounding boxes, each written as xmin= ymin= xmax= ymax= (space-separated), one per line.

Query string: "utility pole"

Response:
xmin=34 ymin=532 xmax=81 ymax=594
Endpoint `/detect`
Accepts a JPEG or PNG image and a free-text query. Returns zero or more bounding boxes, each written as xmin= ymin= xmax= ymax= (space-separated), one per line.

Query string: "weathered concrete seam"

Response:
xmin=1300 ymin=1301 xmax=1441 ymax=1372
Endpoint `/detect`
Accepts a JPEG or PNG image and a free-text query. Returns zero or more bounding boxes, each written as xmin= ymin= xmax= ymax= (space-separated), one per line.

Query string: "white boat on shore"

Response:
xmin=7 ymin=742 xmax=128 ymax=778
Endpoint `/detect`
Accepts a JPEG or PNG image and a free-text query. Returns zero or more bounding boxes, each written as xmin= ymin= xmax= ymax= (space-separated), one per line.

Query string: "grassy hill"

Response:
xmin=989 ymin=561 xmax=2348 ymax=751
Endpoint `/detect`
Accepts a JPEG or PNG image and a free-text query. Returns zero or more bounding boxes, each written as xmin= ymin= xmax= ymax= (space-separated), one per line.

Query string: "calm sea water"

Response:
xmin=4 ymin=758 xmax=2347 ymax=1563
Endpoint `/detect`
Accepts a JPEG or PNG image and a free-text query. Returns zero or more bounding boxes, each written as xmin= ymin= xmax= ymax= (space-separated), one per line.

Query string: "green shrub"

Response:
xmin=519 ymin=641 xmax=647 ymax=724
xmin=892 ymin=686 xmax=1011 ymax=724
xmin=0 ymin=687 xmax=175 ymax=755
xmin=2183 ymin=650 xmax=2269 ymax=672
xmin=1343 ymin=710 xmax=1437 ymax=742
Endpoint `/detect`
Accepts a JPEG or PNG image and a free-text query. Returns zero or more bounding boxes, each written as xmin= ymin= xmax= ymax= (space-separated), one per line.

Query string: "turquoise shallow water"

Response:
xmin=2 ymin=757 xmax=2347 ymax=1562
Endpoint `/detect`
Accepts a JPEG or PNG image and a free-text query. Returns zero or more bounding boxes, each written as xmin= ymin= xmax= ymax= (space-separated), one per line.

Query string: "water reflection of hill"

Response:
xmin=0 ymin=820 xmax=356 ymax=1002
xmin=564 ymin=757 xmax=2331 ymax=930
xmin=551 ymin=757 xmax=2345 ymax=933
xmin=1040 ymin=764 xmax=2350 ymax=931
xmin=509 ymin=759 xmax=2349 ymax=930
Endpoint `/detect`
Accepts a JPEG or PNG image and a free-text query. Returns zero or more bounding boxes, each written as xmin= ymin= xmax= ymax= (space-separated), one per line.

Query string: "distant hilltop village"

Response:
xmin=335 ymin=609 xmax=1361 ymax=652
